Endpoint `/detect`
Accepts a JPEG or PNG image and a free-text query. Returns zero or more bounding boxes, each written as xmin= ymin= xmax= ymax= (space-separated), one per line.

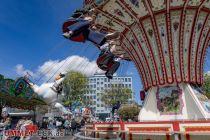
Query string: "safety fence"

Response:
xmin=74 ymin=121 xmax=210 ymax=140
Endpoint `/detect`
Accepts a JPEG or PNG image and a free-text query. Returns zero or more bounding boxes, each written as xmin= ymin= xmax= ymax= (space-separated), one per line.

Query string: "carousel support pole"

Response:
xmin=174 ymin=133 xmax=181 ymax=140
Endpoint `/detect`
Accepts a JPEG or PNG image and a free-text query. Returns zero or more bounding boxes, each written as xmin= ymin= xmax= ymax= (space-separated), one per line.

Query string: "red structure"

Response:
xmin=92 ymin=120 xmax=210 ymax=140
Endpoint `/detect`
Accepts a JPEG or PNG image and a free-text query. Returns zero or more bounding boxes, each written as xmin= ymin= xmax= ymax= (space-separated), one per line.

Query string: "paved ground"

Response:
xmin=31 ymin=135 xmax=75 ymax=140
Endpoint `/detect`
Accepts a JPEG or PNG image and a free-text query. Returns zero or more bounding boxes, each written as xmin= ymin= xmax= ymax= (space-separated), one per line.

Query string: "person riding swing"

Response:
xmin=51 ymin=73 xmax=66 ymax=95
xmin=62 ymin=8 xmax=122 ymax=79
xmin=97 ymin=42 xmax=125 ymax=79
xmin=62 ymin=8 xmax=120 ymax=46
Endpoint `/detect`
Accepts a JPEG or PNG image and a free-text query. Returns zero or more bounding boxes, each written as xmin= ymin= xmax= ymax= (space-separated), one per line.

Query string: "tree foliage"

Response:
xmin=118 ymin=105 xmax=139 ymax=121
xmin=62 ymin=71 xmax=88 ymax=107
xmin=101 ymin=85 xmax=132 ymax=107
xmin=202 ymin=74 xmax=210 ymax=98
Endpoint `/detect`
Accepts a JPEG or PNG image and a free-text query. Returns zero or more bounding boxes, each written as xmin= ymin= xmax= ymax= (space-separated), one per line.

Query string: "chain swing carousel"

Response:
xmin=71 ymin=0 xmax=210 ymax=139
xmin=0 ymin=74 xmax=46 ymax=112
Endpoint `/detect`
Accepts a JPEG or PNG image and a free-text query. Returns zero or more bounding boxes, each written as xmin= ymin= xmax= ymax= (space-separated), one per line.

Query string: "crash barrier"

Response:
xmin=81 ymin=121 xmax=210 ymax=140
xmin=76 ymin=129 xmax=210 ymax=140
xmin=74 ymin=132 xmax=120 ymax=140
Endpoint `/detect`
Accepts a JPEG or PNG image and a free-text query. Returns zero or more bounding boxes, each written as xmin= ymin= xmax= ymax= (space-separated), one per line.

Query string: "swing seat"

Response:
xmin=96 ymin=53 xmax=114 ymax=71
xmin=63 ymin=19 xmax=85 ymax=42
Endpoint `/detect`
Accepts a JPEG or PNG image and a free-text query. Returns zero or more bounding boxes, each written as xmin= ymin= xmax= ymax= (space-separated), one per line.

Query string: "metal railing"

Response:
xmin=74 ymin=132 xmax=120 ymax=140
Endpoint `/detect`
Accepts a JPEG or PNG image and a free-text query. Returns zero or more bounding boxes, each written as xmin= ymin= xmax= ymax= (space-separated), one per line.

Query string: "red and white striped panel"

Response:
xmin=83 ymin=0 xmax=210 ymax=90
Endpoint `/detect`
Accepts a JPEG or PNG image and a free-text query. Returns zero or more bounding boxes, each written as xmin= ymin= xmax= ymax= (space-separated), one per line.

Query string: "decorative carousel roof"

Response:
xmin=84 ymin=0 xmax=210 ymax=90
xmin=0 ymin=76 xmax=46 ymax=110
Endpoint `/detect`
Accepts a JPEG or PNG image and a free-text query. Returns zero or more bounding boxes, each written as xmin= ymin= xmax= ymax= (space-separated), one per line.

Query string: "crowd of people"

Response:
xmin=0 ymin=108 xmax=34 ymax=140
xmin=38 ymin=117 xmax=86 ymax=139
xmin=0 ymin=108 xmax=87 ymax=140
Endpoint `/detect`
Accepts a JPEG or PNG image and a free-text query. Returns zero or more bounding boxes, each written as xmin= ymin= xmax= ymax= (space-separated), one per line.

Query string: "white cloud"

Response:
xmin=15 ymin=55 xmax=104 ymax=114
xmin=32 ymin=82 xmax=57 ymax=103
xmin=15 ymin=55 xmax=104 ymax=83
xmin=15 ymin=64 xmax=34 ymax=77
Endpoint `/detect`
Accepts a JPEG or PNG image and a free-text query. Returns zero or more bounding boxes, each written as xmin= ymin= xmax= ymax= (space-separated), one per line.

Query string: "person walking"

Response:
xmin=70 ymin=119 xmax=77 ymax=136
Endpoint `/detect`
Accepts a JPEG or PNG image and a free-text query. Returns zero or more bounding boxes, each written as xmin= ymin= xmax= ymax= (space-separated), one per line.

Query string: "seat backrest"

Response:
xmin=96 ymin=54 xmax=114 ymax=71
xmin=63 ymin=19 xmax=86 ymax=42
xmin=63 ymin=19 xmax=77 ymax=33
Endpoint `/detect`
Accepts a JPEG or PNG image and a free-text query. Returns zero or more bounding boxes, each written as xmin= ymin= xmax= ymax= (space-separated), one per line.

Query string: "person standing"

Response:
xmin=64 ymin=119 xmax=70 ymax=135
xmin=70 ymin=119 xmax=77 ymax=136
xmin=0 ymin=108 xmax=11 ymax=140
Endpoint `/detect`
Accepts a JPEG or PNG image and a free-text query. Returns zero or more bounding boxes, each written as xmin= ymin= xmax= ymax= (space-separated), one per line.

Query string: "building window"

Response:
xmin=94 ymin=84 xmax=96 ymax=88
xmin=101 ymin=82 xmax=103 ymax=84
xmin=121 ymin=78 xmax=124 ymax=82
xmin=129 ymin=84 xmax=131 ymax=88
xmin=97 ymin=104 xmax=99 ymax=107
xmin=125 ymin=78 xmax=127 ymax=82
xmin=101 ymin=104 xmax=104 ymax=107
xmin=97 ymin=87 xmax=99 ymax=90
xmin=97 ymin=98 xmax=99 ymax=101
xmin=94 ymin=101 xmax=96 ymax=105
xmin=128 ymin=78 xmax=131 ymax=82
xmin=101 ymin=87 xmax=104 ymax=90
xmin=105 ymin=84 xmax=107 ymax=88
xmin=105 ymin=78 xmax=107 ymax=82
xmin=94 ymin=95 xmax=96 ymax=99
xmin=97 ymin=82 xmax=99 ymax=84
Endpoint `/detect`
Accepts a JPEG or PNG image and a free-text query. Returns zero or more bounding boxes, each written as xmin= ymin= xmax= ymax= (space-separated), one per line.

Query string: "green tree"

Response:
xmin=118 ymin=105 xmax=139 ymax=121
xmin=62 ymin=71 xmax=88 ymax=107
xmin=82 ymin=97 xmax=93 ymax=106
xmin=202 ymin=74 xmax=210 ymax=98
xmin=0 ymin=74 xmax=4 ymax=80
xmin=101 ymin=84 xmax=132 ymax=107
xmin=0 ymin=74 xmax=5 ymax=119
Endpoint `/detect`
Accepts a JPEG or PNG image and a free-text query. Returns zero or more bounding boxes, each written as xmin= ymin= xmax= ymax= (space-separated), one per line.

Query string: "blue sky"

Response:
xmin=0 ymin=0 xmax=209 ymax=104
xmin=0 ymin=0 xmax=141 ymax=103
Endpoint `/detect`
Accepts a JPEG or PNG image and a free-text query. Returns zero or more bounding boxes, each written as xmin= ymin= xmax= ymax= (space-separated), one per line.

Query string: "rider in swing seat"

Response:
xmin=62 ymin=8 xmax=121 ymax=79
xmin=62 ymin=8 xmax=120 ymax=46
xmin=98 ymin=42 xmax=126 ymax=79
xmin=51 ymin=73 xmax=66 ymax=95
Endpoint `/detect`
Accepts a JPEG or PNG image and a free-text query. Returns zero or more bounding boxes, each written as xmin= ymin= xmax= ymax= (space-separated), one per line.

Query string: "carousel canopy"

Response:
xmin=84 ymin=0 xmax=210 ymax=90
xmin=0 ymin=74 xmax=46 ymax=110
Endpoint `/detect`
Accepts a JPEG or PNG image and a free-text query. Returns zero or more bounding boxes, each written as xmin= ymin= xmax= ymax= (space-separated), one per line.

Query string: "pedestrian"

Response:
xmin=80 ymin=118 xmax=85 ymax=127
xmin=40 ymin=119 xmax=48 ymax=139
xmin=64 ymin=119 xmax=70 ymax=135
xmin=0 ymin=108 xmax=11 ymax=140
xmin=70 ymin=118 xmax=77 ymax=136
